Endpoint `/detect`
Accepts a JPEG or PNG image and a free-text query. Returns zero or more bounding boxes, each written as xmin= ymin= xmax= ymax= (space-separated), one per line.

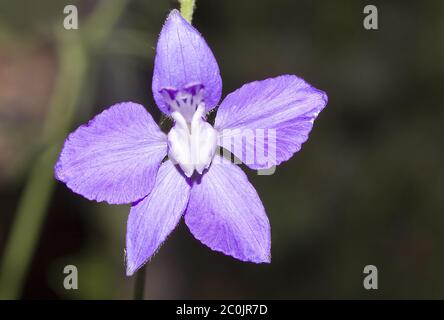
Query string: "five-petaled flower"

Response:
xmin=54 ymin=9 xmax=328 ymax=276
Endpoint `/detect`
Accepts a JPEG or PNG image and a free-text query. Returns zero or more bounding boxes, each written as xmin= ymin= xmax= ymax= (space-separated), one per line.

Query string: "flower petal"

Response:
xmin=152 ymin=9 xmax=222 ymax=115
xmin=55 ymin=102 xmax=167 ymax=204
xmin=126 ymin=160 xmax=190 ymax=276
xmin=185 ymin=155 xmax=271 ymax=263
xmin=215 ymin=75 xmax=328 ymax=169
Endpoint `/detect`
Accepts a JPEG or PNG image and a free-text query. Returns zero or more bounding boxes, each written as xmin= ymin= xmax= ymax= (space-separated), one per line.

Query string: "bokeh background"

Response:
xmin=1 ymin=0 xmax=443 ymax=299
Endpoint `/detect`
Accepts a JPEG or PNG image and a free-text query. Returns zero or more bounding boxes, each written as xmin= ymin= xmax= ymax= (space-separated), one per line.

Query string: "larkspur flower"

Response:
xmin=54 ymin=9 xmax=328 ymax=276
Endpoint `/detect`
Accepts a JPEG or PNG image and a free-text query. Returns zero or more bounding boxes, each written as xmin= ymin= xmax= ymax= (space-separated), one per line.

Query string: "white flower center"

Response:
xmin=165 ymin=89 xmax=217 ymax=177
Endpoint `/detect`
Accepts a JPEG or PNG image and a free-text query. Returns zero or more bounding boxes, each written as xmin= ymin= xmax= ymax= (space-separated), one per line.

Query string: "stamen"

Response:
xmin=166 ymin=91 xmax=217 ymax=177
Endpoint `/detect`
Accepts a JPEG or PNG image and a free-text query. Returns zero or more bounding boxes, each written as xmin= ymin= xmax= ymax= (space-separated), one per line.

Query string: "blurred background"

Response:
xmin=0 ymin=0 xmax=443 ymax=299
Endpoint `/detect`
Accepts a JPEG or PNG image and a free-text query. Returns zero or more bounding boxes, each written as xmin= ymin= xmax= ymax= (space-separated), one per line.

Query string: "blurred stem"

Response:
xmin=0 ymin=0 xmax=128 ymax=299
xmin=133 ymin=266 xmax=146 ymax=300
xmin=179 ymin=0 xmax=196 ymax=23
xmin=0 ymin=32 xmax=87 ymax=301
xmin=83 ymin=0 xmax=129 ymax=51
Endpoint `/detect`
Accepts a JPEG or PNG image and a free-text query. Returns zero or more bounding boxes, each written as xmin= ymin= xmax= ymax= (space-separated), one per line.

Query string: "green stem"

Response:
xmin=0 ymin=0 xmax=128 ymax=299
xmin=133 ymin=265 xmax=147 ymax=300
xmin=179 ymin=0 xmax=196 ymax=23
xmin=0 ymin=33 xmax=87 ymax=300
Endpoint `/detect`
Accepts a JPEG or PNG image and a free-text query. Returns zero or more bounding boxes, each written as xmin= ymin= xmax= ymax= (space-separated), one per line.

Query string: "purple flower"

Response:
xmin=54 ymin=9 xmax=328 ymax=276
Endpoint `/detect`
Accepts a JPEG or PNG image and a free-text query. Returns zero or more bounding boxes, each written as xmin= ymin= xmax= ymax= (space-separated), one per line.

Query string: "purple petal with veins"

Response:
xmin=55 ymin=102 xmax=167 ymax=204
xmin=126 ymin=160 xmax=191 ymax=276
xmin=215 ymin=75 xmax=328 ymax=169
xmin=152 ymin=9 xmax=222 ymax=115
xmin=185 ymin=155 xmax=271 ymax=263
